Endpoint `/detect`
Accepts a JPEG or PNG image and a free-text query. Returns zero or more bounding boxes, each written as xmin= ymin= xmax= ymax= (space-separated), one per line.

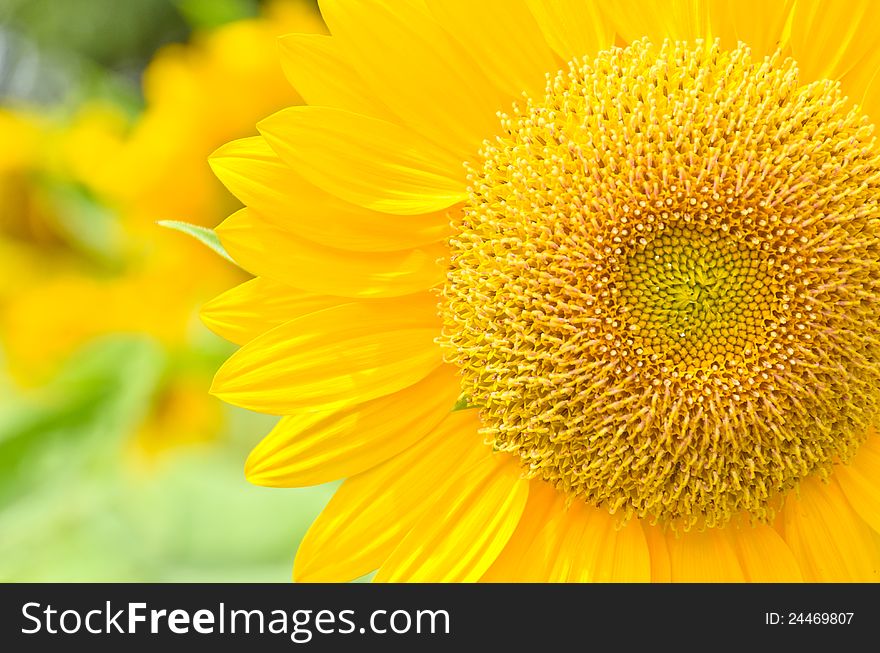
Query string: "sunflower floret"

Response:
xmin=443 ymin=39 xmax=880 ymax=530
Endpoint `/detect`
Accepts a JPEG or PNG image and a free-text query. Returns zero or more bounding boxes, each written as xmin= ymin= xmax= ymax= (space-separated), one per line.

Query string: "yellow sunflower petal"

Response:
xmin=790 ymin=0 xmax=880 ymax=86
xmin=792 ymin=2 xmax=880 ymax=116
xmin=374 ymin=454 xmax=529 ymax=582
xmin=481 ymin=480 xmax=564 ymax=582
xmin=294 ymin=411 xmax=487 ymax=582
xmin=598 ymin=0 xmax=711 ymax=45
xmin=667 ymin=529 xmax=747 ymax=582
xmin=592 ymin=517 xmax=652 ymax=582
xmin=512 ymin=500 xmax=646 ymax=582
xmin=211 ymin=297 xmax=442 ymax=414
xmin=836 ymin=432 xmax=880 ymax=536
xmin=201 ymin=0 xmax=880 ymax=588
xmin=782 ymin=476 xmax=880 ymax=582
xmin=547 ymin=503 xmax=608 ymax=582
xmin=210 ymin=137 xmax=452 ymax=252
xmin=216 ymin=209 xmax=446 ymax=298
xmin=318 ymin=0 xmax=511 ymax=159
xmin=707 ymin=0 xmax=794 ymax=57
xmin=200 ymin=277 xmax=342 ymax=346
xmin=642 ymin=523 xmax=672 ymax=582
xmin=245 ymin=365 xmax=461 ymax=487
xmin=547 ymin=505 xmax=651 ymax=582
xmin=855 ymin=54 xmax=880 ymax=121
xmin=515 ymin=501 xmax=572 ymax=582
xmin=732 ymin=525 xmax=803 ymax=582
xmin=520 ymin=503 xmax=591 ymax=582
xmin=425 ymin=0 xmax=557 ymax=98
xmin=277 ymin=33 xmax=394 ymax=120
xmin=525 ymin=0 xmax=614 ymax=61
xmin=259 ymin=106 xmax=466 ymax=216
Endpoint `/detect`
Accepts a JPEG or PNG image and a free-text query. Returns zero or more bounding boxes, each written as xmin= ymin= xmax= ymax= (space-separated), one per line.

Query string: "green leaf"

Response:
xmin=157 ymin=220 xmax=237 ymax=265
xmin=175 ymin=0 xmax=258 ymax=30
xmin=0 ymin=336 xmax=165 ymax=504
xmin=43 ymin=180 xmax=124 ymax=264
xmin=453 ymin=393 xmax=477 ymax=411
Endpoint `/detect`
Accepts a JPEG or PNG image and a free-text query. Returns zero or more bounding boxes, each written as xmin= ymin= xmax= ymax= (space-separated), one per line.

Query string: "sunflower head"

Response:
xmin=207 ymin=0 xmax=880 ymax=583
xmin=443 ymin=39 xmax=880 ymax=530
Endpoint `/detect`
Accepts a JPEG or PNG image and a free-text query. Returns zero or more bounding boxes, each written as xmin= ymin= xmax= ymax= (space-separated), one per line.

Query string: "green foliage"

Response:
xmin=0 ymin=0 xmax=333 ymax=583
xmin=43 ymin=181 xmax=126 ymax=264
xmin=453 ymin=393 xmax=478 ymax=411
xmin=0 ymin=0 xmax=189 ymax=71
xmin=0 ymin=336 xmax=334 ymax=581
xmin=158 ymin=220 xmax=237 ymax=265
xmin=176 ymin=0 xmax=259 ymax=29
xmin=0 ymin=337 xmax=164 ymax=504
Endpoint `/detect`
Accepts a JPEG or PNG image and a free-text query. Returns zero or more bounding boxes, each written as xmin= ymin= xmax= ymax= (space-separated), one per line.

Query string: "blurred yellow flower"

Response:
xmin=0 ymin=108 xmax=73 ymax=251
xmin=2 ymin=0 xmax=325 ymax=457
xmin=0 ymin=104 xmax=128 ymax=313
xmin=206 ymin=0 xmax=880 ymax=582
xmin=0 ymin=0 xmax=334 ymax=583
xmin=0 ymin=110 xmax=42 ymax=174
xmin=110 ymin=0 xmax=326 ymax=228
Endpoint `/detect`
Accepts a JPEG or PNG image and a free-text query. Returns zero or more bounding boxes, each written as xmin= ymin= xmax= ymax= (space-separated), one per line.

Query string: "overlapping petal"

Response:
xmin=525 ymin=0 xmax=614 ymax=61
xmin=201 ymin=276 xmax=342 ymax=346
xmin=790 ymin=0 xmax=880 ymax=87
xmin=293 ymin=411 xmax=487 ymax=582
xmin=597 ymin=0 xmax=711 ymax=45
xmin=707 ymin=0 xmax=794 ymax=57
xmin=317 ymin=0 xmax=513 ymax=159
xmin=245 ymin=365 xmax=461 ymax=487
xmin=375 ymin=454 xmax=529 ymax=582
xmin=426 ymin=0 xmax=557 ymax=99
xmin=278 ymin=33 xmax=394 ymax=121
xmin=732 ymin=526 xmax=803 ymax=582
xmin=259 ymin=106 xmax=466 ymax=215
xmin=481 ymin=480 xmax=564 ymax=582
xmin=666 ymin=529 xmax=746 ymax=582
xmin=211 ymin=296 xmax=442 ymax=414
xmin=782 ymin=476 xmax=880 ymax=582
xmin=520 ymin=502 xmax=651 ymax=582
xmin=216 ymin=209 xmax=446 ymax=297
xmin=836 ymin=432 xmax=880 ymax=536
xmin=211 ymin=137 xmax=453 ymax=252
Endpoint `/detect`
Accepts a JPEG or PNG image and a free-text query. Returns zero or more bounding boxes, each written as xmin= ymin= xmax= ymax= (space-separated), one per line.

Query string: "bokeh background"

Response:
xmin=0 ymin=0 xmax=335 ymax=581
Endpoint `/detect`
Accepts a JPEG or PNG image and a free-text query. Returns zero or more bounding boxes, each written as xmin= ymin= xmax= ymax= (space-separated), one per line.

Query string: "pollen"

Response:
xmin=442 ymin=40 xmax=880 ymax=529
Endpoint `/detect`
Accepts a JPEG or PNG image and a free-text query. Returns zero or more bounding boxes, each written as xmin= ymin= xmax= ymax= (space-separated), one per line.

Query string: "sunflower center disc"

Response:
xmin=442 ymin=39 xmax=880 ymax=529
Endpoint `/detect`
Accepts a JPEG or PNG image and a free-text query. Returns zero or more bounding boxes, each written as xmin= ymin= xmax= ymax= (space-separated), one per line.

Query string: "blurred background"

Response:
xmin=0 ymin=0 xmax=335 ymax=581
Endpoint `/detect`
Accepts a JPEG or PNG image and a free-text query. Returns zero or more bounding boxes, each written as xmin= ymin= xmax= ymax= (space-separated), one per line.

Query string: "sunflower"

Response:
xmin=0 ymin=102 xmax=227 ymax=460
xmin=204 ymin=0 xmax=880 ymax=582
xmin=112 ymin=0 xmax=326 ymax=229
